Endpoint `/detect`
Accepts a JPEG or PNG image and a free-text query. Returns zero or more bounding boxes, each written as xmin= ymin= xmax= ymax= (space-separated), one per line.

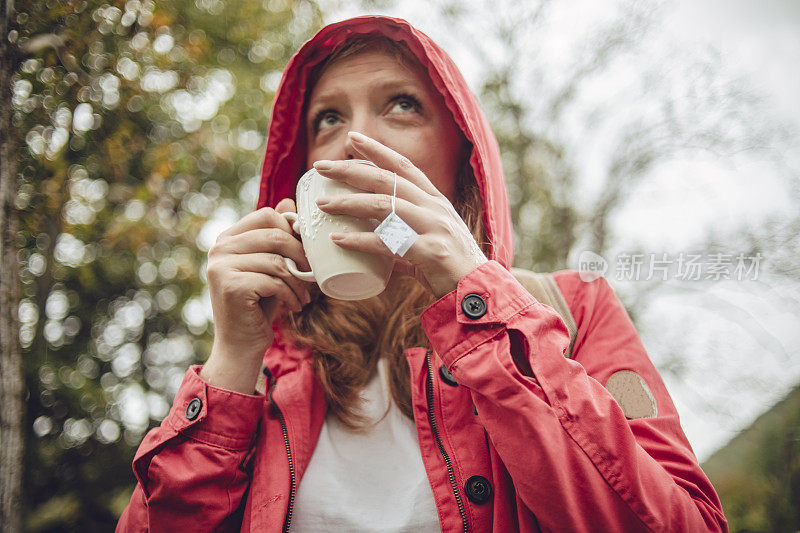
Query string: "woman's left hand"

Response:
xmin=313 ymin=131 xmax=488 ymax=299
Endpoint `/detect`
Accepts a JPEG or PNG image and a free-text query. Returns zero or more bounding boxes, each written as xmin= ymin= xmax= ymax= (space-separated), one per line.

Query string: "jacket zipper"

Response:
xmin=266 ymin=370 xmax=296 ymax=533
xmin=268 ymin=349 xmax=468 ymax=532
xmin=426 ymin=348 xmax=469 ymax=532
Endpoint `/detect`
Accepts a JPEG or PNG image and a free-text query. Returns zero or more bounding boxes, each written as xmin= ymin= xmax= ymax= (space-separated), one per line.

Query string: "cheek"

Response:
xmin=412 ymin=130 xmax=460 ymax=198
xmin=398 ymin=141 xmax=450 ymax=193
xmin=306 ymin=138 xmax=340 ymax=169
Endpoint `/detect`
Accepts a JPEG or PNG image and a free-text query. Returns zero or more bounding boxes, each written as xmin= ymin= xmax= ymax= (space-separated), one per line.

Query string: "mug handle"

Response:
xmin=279 ymin=211 xmax=316 ymax=282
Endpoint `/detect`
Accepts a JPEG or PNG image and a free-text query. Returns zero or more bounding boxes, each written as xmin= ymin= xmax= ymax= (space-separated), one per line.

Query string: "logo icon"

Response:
xmin=577 ymin=250 xmax=608 ymax=282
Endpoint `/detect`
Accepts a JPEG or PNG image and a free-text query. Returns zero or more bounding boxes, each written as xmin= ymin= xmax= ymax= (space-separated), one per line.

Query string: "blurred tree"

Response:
xmin=2 ymin=0 xmax=25 ymax=531
xmin=464 ymin=2 xmax=785 ymax=274
xmin=12 ymin=0 xmax=322 ymax=529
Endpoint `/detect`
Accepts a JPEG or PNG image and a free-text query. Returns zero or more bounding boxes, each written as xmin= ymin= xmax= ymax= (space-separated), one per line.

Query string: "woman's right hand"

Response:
xmin=200 ymin=198 xmax=312 ymax=393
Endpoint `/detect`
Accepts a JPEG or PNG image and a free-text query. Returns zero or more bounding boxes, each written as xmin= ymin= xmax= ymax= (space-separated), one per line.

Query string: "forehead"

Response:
xmin=307 ymin=49 xmax=434 ymax=102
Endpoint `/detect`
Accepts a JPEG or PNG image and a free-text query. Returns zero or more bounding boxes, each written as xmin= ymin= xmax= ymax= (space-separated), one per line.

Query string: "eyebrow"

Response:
xmin=306 ymin=78 xmax=425 ymax=118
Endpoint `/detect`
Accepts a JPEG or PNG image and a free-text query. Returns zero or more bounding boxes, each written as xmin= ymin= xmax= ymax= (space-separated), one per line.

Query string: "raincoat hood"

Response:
xmin=257 ymin=15 xmax=513 ymax=267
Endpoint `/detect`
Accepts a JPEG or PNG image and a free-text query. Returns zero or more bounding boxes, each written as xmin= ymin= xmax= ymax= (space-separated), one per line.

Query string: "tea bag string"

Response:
xmin=391 ymin=172 xmax=397 ymax=214
xmin=373 ymin=170 xmax=419 ymax=257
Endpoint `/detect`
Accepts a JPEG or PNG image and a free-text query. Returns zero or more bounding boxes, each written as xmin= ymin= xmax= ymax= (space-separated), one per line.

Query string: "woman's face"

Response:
xmin=304 ymin=49 xmax=465 ymax=202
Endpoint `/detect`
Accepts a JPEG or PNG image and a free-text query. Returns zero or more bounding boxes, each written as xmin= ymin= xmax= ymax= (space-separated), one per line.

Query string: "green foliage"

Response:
xmin=14 ymin=0 xmax=322 ymax=528
xmin=703 ymin=386 xmax=800 ymax=532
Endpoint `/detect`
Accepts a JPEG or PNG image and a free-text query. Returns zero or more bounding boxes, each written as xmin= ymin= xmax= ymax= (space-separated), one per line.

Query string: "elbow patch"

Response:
xmin=605 ymin=370 xmax=657 ymax=419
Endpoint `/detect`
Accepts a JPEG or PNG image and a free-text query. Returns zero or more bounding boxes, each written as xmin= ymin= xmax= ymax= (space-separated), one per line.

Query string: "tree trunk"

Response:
xmin=0 ymin=0 xmax=24 ymax=530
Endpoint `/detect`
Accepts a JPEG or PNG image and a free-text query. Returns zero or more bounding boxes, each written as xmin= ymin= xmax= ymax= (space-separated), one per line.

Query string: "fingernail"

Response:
xmin=314 ymin=160 xmax=334 ymax=171
xmin=348 ymin=131 xmax=368 ymax=143
xmin=315 ymin=196 xmax=330 ymax=206
xmin=303 ymin=291 xmax=312 ymax=305
xmin=330 ymin=232 xmax=344 ymax=241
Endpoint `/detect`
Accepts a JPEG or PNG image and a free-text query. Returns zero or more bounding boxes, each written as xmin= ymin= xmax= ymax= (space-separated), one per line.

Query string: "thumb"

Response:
xmin=275 ymin=198 xmax=296 ymax=214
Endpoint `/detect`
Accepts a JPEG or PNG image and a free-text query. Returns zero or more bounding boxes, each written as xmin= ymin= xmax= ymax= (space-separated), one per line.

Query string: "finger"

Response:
xmin=331 ymin=230 xmax=453 ymax=267
xmin=316 ymin=193 xmax=430 ymax=230
xmin=238 ymin=270 xmax=305 ymax=313
xmin=275 ymin=198 xmax=296 ymax=214
xmin=216 ymin=227 xmax=311 ymax=272
xmin=313 ymin=159 xmax=430 ymax=205
xmin=344 ymin=131 xmax=441 ymax=197
xmin=329 ymin=230 xmax=428 ymax=264
xmin=225 ymin=252 xmax=312 ymax=305
xmin=216 ymin=206 xmax=293 ymax=240
xmin=330 ymin=231 xmax=395 ymax=258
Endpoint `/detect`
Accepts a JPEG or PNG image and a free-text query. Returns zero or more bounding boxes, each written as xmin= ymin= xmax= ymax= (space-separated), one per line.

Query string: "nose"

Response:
xmin=343 ymin=133 xmax=359 ymax=160
xmin=343 ymin=112 xmax=381 ymax=160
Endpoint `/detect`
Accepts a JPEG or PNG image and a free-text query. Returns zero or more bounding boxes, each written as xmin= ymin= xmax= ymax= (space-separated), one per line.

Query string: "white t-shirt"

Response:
xmin=291 ymin=357 xmax=441 ymax=532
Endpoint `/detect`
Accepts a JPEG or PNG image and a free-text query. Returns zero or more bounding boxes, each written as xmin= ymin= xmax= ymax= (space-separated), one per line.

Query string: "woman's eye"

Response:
xmin=389 ymin=95 xmax=421 ymax=114
xmin=314 ymin=111 xmax=340 ymax=132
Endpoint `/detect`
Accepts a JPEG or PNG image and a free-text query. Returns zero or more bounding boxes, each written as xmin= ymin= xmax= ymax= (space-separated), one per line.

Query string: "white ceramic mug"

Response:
xmin=280 ymin=160 xmax=394 ymax=300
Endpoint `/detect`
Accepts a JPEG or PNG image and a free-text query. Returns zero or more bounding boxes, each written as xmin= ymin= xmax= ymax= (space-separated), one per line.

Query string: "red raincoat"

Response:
xmin=118 ymin=16 xmax=728 ymax=532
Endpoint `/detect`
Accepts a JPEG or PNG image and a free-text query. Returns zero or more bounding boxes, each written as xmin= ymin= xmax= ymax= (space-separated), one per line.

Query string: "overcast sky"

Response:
xmin=618 ymin=0 xmax=800 ymax=459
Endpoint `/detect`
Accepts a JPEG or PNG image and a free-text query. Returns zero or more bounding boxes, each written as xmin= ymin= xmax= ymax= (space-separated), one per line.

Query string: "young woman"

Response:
xmin=118 ymin=15 xmax=728 ymax=532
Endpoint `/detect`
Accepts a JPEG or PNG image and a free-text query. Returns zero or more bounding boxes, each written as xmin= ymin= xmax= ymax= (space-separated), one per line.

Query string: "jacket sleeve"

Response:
xmin=116 ymin=365 xmax=264 ymax=532
xmin=420 ymin=260 xmax=728 ymax=532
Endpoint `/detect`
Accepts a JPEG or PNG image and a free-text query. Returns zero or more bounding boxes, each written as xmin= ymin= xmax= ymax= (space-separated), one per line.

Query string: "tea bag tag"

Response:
xmin=374 ymin=173 xmax=418 ymax=256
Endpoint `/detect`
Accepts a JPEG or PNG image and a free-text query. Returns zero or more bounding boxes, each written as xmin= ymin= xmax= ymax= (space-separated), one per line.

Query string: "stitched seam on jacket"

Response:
xmin=559 ymin=413 xmax=657 ymax=532
xmin=481 ymin=293 xmax=534 ymax=325
xmin=449 ymin=327 xmax=550 ymax=409
xmin=180 ymin=426 xmax=254 ymax=451
xmin=163 ymin=405 xmax=257 ymax=450
xmin=435 ymin=370 xmax=476 ymax=528
xmin=223 ymin=451 xmax=241 ymax=522
xmin=527 ymin=320 xmax=658 ymax=531
xmin=556 ymin=276 xmax=667 ymax=529
xmin=136 ymin=431 xmax=184 ymax=504
xmin=444 ymin=300 xmax=538 ymax=366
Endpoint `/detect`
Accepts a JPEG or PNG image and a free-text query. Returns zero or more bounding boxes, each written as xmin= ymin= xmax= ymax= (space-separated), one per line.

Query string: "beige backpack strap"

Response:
xmin=510 ymin=268 xmax=577 ymax=359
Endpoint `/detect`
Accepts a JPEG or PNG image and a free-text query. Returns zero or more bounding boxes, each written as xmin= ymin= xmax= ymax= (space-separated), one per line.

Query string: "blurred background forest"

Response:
xmin=1 ymin=0 xmax=798 ymax=530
